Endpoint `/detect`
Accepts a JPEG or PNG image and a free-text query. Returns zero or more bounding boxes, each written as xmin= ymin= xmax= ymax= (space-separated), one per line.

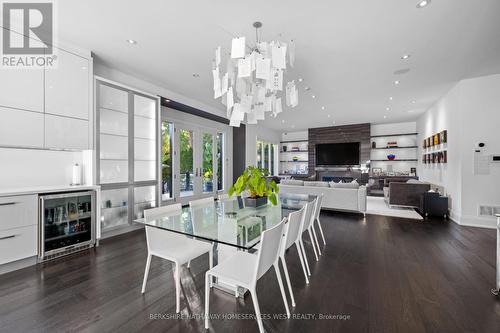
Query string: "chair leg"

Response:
xmin=141 ymin=253 xmax=152 ymax=293
xmin=316 ymin=218 xmax=326 ymax=246
xmin=299 ymin=239 xmax=311 ymax=276
xmin=295 ymin=242 xmax=309 ymax=284
xmin=205 ymin=273 xmax=211 ymax=330
xmin=250 ymin=288 xmax=265 ymax=333
xmin=274 ymin=263 xmax=291 ymax=318
xmin=175 ymin=263 xmax=181 ymax=313
xmin=311 ymin=225 xmax=321 ymax=256
xmin=208 ymin=248 xmax=213 ymax=288
xmin=280 ymin=256 xmax=296 ymax=307
xmin=307 ymin=229 xmax=319 ymax=261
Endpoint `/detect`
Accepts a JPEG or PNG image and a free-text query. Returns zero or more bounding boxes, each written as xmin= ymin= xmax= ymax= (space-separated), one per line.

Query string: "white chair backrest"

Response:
xmin=189 ymin=197 xmax=215 ymax=208
xmin=314 ymin=194 xmax=323 ymax=220
xmin=144 ymin=204 xmax=183 ymax=251
xmin=144 ymin=203 xmax=182 ymax=219
xmin=301 ymin=199 xmax=317 ymax=232
xmin=255 ymin=218 xmax=286 ymax=280
xmin=218 ymin=193 xmax=229 ymax=201
xmin=282 ymin=206 xmax=305 ymax=255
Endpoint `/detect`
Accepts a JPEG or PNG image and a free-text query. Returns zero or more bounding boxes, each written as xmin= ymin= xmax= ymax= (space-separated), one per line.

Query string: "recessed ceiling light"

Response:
xmin=401 ymin=54 xmax=411 ymax=60
xmin=394 ymin=80 xmax=400 ymax=85
xmin=304 ymin=87 xmax=311 ymax=91
xmin=327 ymin=114 xmax=331 ymax=118
xmin=383 ymin=115 xmax=387 ymax=119
xmin=416 ymin=0 xmax=430 ymax=8
xmin=298 ymin=78 xmax=303 ymax=82
xmin=411 ymin=100 xmax=416 ymax=104
xmin=389 ymin=96 xmax=393 ymax=101
xmin=386 ymin=107 xmax=390 ymax=111
xmin=126 ymin=39 xmax=137 ymax=44
xmin=321 ymin=106 xmax=325 ymax=110
xmin=281 ymin=119 xmax=285 ymax=123
xmin=332 ymin=121 xmax=336 ymax=125
xmin=312 ymin=95 xmax=316 ymax=99
xmin=193 ymin=73 xmax=200 ymax=78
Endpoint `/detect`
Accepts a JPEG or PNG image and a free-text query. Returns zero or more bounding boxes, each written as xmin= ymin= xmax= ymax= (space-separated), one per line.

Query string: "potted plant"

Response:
xmin=203 ymin=170 xmax=213 ymax=192
xmin=228 ymin=166 xmax=279 ymax=207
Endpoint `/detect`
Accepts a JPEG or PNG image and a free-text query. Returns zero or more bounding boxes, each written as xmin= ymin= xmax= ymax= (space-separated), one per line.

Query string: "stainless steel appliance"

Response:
xmin=39 ymin=191 xmax=96 ymax=261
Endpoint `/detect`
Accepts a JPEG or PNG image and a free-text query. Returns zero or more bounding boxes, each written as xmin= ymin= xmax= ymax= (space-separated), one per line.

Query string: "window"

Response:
xmin=161 ymin=121 xmax=173 ymax=200
xmin=257 ymin=140 xmax=278 ymax=175
xmin=216 ymin=132 xmax=224 ymax=191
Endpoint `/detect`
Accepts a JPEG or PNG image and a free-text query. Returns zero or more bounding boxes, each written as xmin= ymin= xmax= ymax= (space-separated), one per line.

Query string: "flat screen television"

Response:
xmin=316 ymin=142 xmax=360 ymax=166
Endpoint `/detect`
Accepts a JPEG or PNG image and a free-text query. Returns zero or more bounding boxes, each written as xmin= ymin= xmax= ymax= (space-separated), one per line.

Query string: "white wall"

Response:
xmin=94 ymin=62 xmax=226 ymax=119
xmin=245 ymin=124 xmax=282 ymax=168
xmin=417 ymin=73 xmax=500 ymax=228
xmin=0 ymin=149 xmax=84 ymax=189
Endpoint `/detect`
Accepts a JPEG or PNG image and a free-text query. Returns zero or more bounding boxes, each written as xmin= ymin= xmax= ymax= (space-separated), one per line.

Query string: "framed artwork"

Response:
xmin=440 ymin=130 xmax=447 ymax=143
xmin=428 ymin=137 xmax=433 ymax=146
xmin=433 ymin=134 xmax=440 ymax=146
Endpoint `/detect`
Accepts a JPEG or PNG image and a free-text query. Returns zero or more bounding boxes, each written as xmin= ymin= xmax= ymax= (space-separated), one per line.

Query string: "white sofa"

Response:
xmin=280 ymin=180 xmax=367 ymax=215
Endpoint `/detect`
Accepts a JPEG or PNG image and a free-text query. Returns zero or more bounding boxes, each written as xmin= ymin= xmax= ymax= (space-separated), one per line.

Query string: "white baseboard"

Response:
xmin=453 ymin=214 xmax=497 ymax=229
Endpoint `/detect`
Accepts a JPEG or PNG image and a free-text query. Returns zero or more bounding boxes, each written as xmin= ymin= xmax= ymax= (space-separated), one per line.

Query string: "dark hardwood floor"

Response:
xmin=1 ymin=212 xmax=499 ymax=333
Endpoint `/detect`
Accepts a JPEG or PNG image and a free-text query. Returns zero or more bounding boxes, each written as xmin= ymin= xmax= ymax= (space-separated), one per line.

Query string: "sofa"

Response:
xmin=280 ymin=180 xmax=367 ymax=215
xmin=383 ymin=179 xmax=430 ymax=208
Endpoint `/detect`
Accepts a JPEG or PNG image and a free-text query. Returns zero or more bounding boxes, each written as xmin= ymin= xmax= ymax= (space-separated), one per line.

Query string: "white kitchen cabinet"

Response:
xmin=45 ymin=48 xmax=90 ymax=120
xmin=0 ymin=194 xmax=37 ymax=265
xmin=0 ymin=194 xmax=37 ymax=230
xmin=0 ymin=225 xmax=37 ymax=265
xmin=45 ymin=114 xmax=89 ymax=150
xmin=0 ymin=67 xmax=44 ymax=112
xmin=0 ymin=107 xmax=44 ymax=148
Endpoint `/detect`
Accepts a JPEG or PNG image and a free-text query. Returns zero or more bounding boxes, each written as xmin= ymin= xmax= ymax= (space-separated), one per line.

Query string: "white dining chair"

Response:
xmin=205 ymin=218 xmax=290 ymax=333
xmin=279 ymin=206 xmax=308 ymax=306
xmin=141 ymin=204 xmax=213 ymax=313
xmin=189 ymin=196 xmax=215 ymax=207
xmin=314 ymin=194 xmax=327 ymax=246
xmin=299 ymin=199 xmax=321 ymax=277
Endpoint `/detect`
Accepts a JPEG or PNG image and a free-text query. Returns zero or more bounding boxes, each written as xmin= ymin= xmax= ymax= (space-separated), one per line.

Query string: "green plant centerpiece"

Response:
xmin=228 ymin=166 xmax=279 ymax=207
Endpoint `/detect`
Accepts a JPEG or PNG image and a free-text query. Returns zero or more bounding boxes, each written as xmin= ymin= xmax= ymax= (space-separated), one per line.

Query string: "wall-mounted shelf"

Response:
xmin=372 ymin=146 xmax=418 ymax=150
xmin=370 ymin=133 xmax=418 ymax=138
xmin=371 ymin=159 xmax=418 ymax=162
xmin=280 ymin=150 xmax=308 ymax=153
xmin=280 ymin=160 xmax=308 ymax=163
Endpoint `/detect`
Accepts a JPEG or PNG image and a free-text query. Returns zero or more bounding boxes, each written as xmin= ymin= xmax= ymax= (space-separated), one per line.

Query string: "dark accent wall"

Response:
xmin=160 ymin=97 xmax=229 ymax=125
xmin=232 ymin=124 xmax=246 ymax=183
xmin=308 ymin=123 xmax=371 ymax=177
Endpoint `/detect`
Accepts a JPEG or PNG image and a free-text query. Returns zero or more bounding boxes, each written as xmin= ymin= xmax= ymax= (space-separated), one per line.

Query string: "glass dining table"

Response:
xmin=133 ymin=193 xmax=316 ymax=295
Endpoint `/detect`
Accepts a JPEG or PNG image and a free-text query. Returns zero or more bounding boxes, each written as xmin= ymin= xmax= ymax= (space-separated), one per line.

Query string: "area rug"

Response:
xmin=366 ymin=196 xmax=423 ymax=220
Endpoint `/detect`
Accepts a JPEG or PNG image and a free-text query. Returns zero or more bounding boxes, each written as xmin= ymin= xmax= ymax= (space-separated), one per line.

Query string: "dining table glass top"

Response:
xmin=134 ymin=193 xmax=316 ymax=250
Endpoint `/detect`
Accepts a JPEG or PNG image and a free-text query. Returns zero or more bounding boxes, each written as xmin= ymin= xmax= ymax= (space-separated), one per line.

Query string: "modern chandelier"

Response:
xmin=212 ymin=22 xmax=299 ymax=127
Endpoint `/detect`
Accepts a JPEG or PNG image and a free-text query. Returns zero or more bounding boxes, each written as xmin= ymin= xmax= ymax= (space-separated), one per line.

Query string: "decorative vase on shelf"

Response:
xmin=387 ymin=154 xmax=396 ymax=161
xmin=292 ymin=156 xmax=299 ymax=161
xmin=283 ymin=146 xmax=287 ymax=152
xmin=372 ymin=142 xmax=376 ymax=149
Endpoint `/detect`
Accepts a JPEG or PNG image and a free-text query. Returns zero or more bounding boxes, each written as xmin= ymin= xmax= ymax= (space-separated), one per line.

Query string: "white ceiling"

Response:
xmin=55 ymin=0 xmax=500 ymax=131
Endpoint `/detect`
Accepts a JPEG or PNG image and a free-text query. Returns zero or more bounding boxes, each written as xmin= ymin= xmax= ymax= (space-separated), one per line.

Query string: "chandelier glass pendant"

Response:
xmin=212 ymin=22 xmax=299 ymax=127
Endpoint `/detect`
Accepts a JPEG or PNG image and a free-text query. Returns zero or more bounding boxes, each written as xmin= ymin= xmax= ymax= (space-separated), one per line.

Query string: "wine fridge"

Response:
xmin=39 ymin=191 xmax=96 ymax=261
